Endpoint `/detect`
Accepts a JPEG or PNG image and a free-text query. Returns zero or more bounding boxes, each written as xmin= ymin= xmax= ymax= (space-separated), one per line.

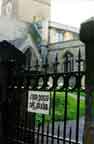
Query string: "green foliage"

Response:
xmin=35 ymin=92 xmax=85 ymax=125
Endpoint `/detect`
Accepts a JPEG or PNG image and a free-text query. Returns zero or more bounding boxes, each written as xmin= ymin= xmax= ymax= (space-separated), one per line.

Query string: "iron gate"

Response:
xmin=8 ymin=48 xmax=85 ymax=144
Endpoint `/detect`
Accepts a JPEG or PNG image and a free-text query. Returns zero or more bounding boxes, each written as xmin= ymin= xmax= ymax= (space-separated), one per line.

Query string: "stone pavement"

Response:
xmin=35 ymin=117 xmax=85 ymax=144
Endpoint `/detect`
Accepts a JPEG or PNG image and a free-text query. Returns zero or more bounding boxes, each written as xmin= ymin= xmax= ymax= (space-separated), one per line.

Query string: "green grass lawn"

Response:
xmin=72 ymin=91 xmax=85 ymax=97
xmin=54 ymin=92 xmax=85 ymax=121
xmin=80 ymin=91 xmax=85 ymax=97
xmin=36 ymin=92 xmax=85 ymax=124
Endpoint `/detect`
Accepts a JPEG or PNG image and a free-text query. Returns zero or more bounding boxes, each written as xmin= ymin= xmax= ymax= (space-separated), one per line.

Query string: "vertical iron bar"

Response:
xmin=31 ymin=59 xmax=40 ymax=144
xmin=51 ymin=54 xmax=58 ymax=144
xmin=57 ymin=124 xmax=60 ymax=144
xmin=16 ymin=80 xmax=21 ymax=142
xmin=23 ymin=81 xmax=28 ymax=143
xmin=75 ymin=49 xmax=81 ymax=143
xmin=41 ymin=55 xmax=48 ymax=144
xmin=63 ymin=87 xmax=68 ymax=144
xmin=36 ymin=124 xmax=40 ymax=144
xmin=23 ymin=68 xmax=30 ymax=143
xmin=72 ymin=57 xmax=74 ymax=72
xmin=46 ymin=122 xmax=49 ymax=144
xmin=31 ymin=69 xmax=37 ymax=144
xmin=28 ymin=113 xmax=35 ymax=144
xmin=69 ymin=59 xmax=71 ymax=72
xmin=51 ymin=87 xmax=56 ymax=144
xmin=69 ymin=127 xmax=72 ymax=144
xmin=41 ymin=115 xmax=45 ymax=144
xmin=63 ymin=55 xmax=68 ymax=144
xmin=32 ymin=114 xmax=36 ymax=144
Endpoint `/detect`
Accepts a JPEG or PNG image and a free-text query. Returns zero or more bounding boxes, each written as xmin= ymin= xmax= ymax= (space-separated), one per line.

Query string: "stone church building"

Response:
xmin=0 ymin=0 xmax=85 ymax=72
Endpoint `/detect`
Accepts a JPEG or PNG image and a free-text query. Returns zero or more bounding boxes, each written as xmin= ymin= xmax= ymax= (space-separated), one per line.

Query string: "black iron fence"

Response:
xmin=8 ymin=47 xmax=85 ymax=144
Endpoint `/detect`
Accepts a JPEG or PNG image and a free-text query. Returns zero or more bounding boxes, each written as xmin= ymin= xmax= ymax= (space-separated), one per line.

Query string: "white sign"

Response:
xmin=28 ymin=91 xmax=50 ymax=114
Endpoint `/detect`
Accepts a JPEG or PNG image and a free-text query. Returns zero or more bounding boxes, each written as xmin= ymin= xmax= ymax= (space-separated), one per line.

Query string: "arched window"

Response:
xmin=63 ymin=51 xmax=74 ymax=72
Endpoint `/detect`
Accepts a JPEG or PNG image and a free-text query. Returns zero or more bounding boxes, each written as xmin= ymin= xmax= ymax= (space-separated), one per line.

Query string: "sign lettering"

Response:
xmin=28 ymin=91 xmax=50 ymax=114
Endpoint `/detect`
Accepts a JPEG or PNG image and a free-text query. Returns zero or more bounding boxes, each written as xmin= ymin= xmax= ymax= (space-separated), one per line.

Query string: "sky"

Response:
xmin=51 ymin=0 xmax=94 ymax=28
xmin=0 ymin=0 xmax=2 ymax=15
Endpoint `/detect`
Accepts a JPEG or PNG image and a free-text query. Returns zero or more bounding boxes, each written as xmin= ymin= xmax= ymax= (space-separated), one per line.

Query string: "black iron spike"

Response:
xmin=71 ymin=56 xmax=74 ymax=72
xmin=35 ymin=59 xmax=39 ymax=71
xmin=55 ymin=53 xmax=59 ymax=66
xmin=42 ymin=56 xmax=48 ymax=76
xmin=64 ymin=54 xmax=69 ymax=73
xmin=56 ymin=53 xmax=58 ymax=62
xmin=78 ymin=48 xmax=81 ymax=58
xmin=45 ymin=55 xmax=48 ymax=65
xmin=76 ymin=48 xmax=83 ymax=63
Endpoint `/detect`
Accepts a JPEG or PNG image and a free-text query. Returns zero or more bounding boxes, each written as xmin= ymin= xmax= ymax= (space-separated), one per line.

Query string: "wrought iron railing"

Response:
xmin=8 ymin=47 xmax=85 ymax=144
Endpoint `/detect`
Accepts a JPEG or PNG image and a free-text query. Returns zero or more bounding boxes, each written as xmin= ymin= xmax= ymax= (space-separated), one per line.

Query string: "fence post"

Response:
xmin=80 ymin=19 xmax=94 ymax=144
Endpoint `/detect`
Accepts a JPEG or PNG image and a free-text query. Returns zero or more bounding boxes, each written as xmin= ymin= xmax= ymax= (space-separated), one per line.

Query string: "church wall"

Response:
xmin=16 ymin=0 xmax=51 ymax=23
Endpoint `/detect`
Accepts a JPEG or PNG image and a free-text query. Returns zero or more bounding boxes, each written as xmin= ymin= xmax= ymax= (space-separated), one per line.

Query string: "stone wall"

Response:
xmin=17 ymin=0 xmax=51 ymax=22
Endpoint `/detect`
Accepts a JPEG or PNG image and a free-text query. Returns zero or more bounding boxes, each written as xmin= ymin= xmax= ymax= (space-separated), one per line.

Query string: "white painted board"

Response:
xmin=28 ymin=91 xmax=50 ymax=114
